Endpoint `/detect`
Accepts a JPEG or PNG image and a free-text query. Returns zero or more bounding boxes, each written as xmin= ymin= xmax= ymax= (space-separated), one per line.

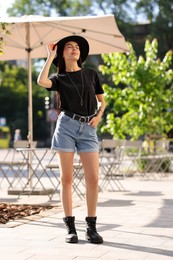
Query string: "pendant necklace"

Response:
xmin=66 ymin=70 xmax=84 ymax=106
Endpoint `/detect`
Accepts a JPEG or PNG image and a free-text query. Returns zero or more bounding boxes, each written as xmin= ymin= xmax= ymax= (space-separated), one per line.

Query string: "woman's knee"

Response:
xmin=61 ymin=176 xmax=73 ymax=187
xmin=86 ymin=175 xmax=98 ymax=187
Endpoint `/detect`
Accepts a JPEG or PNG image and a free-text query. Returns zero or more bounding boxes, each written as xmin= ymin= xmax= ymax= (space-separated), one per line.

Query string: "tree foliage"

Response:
xmin=7 ymin=0 xmax=92 ymax=16
xmin=7 ymin=0 xmax=133 ymax=18
xmin=99 ymin=39 xmax=173 ymax=139
xmin=0 ymin=62 xmax=47 ymax=142
xmin=0 ymin=23 xmax=10 ymax=56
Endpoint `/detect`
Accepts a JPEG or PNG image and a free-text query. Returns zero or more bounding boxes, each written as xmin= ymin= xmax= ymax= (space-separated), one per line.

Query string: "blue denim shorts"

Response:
xmin=51 ymin=112 xmax=99 ymax=153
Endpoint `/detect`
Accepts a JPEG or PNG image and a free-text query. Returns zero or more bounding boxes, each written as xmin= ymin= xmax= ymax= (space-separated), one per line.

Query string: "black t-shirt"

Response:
xmin=48 ymin=68 xmax=104 ymax=116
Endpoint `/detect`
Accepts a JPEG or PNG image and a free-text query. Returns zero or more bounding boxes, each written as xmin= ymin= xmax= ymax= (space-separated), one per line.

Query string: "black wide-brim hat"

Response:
xmin=53 ymin=35 xmax=89 ymax=67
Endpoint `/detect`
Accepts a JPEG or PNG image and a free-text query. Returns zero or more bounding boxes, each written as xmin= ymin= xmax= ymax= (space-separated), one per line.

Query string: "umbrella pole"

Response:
xmin=26 ymin=23 xmax=33 ymax=189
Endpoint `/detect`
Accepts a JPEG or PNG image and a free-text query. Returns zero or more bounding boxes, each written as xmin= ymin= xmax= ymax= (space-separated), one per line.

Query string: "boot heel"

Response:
xmin=85 ymin=233 xmax=90 ymax=242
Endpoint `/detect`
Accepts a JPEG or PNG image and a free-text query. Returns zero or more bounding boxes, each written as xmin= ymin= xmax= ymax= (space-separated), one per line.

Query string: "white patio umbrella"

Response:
xmin=0 ymin=14 xmax=128 ymax=147
xmin=0 ymin=14 xmax=129 ymax=189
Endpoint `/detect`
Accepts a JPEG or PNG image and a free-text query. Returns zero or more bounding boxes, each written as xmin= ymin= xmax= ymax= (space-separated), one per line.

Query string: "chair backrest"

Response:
xmin=101 ymin=139 xmax=120 ymax=150
xmin=124 ymin=140 xmax=143 ymax=157
xmin=13 ymin=140 xmax=37 ymax=149
xmin=100 ymin=139 xmax=124 ymax=163
xmin=124 ymin=140 xmax=143 ymax=148
xmin=31 ymin=141 xmax=37 ymax=148
xmin=13 ymin=140 xmax=29 ymax=148
xmin=155 ymin=140 xmax=169 ymax=154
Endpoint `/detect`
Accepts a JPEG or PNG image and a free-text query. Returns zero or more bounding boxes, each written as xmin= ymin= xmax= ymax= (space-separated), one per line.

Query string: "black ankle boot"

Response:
xmin=85 ymin=217 xmax=103 ymax=244
xmin=63 ymin=216 xmax=78 ymax=243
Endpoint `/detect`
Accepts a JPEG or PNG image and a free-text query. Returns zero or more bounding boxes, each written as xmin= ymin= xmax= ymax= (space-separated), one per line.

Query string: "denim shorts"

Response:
xmin=51 ymin=112 xmax=99 ymax=153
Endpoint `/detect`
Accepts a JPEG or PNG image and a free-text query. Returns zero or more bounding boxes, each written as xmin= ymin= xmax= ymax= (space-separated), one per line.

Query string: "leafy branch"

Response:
xmin=99 ymin=39 xmax=173 ymax=140
xmin=0 ymin=23 xmax=10 ymax=56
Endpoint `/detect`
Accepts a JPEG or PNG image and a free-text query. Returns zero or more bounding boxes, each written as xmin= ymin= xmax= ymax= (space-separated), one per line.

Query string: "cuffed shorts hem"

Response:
xmin=51 ymin=146 xmax=75 ymax=152
xmin=78 ymin=148 xmax=99 ymax=153
xmin=51 ymin=146 xmax=99 ymax=153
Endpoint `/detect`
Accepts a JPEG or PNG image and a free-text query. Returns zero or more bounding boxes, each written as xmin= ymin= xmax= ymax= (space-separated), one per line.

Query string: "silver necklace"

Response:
xmin=66 ymin=70 xmax=84 ymax=106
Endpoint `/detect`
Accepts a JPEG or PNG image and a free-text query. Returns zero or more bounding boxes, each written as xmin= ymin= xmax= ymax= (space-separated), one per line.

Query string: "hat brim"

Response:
xmin=53 ymin=35 xmax=89 ymax=67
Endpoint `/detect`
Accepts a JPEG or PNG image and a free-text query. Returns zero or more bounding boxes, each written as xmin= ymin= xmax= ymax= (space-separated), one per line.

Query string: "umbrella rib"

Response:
xmin=27 ymin=22 xmax=79 ymax=50
xmin=28 ymin=23 xmax=55 ymax=49
xmin=2 ymin=36 xmax=27 ymax=49
xmin=2 ymin=23 xmax=28 ymax=50
xmin=47 ymin=22 xmax=79 ymax=35
xmin=52 ymin=22 xmax=123 ymax=38
xmin=35 ymin=22 xmax=127 ymax=51
xmin=51 ymin=23 xmax=127 ymax=51
xmin=84 ymin=35 xmax=128 ymax=52
xmin=11 ymin=23 xmax=28 ymax=48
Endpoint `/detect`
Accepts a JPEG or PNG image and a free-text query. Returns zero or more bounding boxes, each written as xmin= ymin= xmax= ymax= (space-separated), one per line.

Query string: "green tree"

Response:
xmin=7 ymin=0 xmax=136 ymax=20
xmin=7 ymin=0 xmax=92 ymax=16
xmin=99 ymin=39 xmax=173 ymax=140
xmin=0 ymin=62 xmax=48 ymax=142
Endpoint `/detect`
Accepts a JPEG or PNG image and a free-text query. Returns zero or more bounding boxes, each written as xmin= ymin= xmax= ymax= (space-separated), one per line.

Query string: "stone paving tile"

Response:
xmin=0 ymin=254 xmax=35 ymax=260
xmin=143 ymin=255 xmax=173 ymax=260
xmin=29 ymin=256 xmax=75 ymax=260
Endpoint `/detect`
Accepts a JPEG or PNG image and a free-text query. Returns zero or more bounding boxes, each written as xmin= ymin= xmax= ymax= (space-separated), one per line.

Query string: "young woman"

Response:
xmin=37 ymin=35 xmax=106 ymax=244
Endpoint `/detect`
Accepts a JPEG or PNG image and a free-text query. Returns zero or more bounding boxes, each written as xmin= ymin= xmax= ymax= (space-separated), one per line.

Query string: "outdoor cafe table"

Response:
xmin=11 ymin=148 xmax=59 ymax=198
xmin=6 ymin=148 xmax=85 ymax=200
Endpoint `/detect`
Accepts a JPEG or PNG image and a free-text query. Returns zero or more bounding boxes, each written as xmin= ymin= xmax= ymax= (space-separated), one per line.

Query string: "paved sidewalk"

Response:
xmin=0 ymin=175 xmax=173 ymax=260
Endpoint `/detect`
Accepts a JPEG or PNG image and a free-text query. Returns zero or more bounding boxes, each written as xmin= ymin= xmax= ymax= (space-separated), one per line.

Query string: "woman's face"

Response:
xmin=63 ymin=41 xmax=80 ymax=62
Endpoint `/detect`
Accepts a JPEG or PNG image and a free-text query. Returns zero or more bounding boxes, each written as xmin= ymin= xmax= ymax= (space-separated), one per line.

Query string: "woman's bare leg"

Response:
xmin=57 ymin=152 xmax=74 ymax=216
xmin=79 ymin=152 xmax=103 ymax=243
xmin=79 ymin=152 xmax=99 ymax=216
xmin=57 ymin=152 xmax=78 ymax=243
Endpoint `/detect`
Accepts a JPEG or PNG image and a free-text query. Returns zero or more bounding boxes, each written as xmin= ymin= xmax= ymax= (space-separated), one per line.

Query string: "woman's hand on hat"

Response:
xmin=47 ymin=43 xmax=57 ymax=58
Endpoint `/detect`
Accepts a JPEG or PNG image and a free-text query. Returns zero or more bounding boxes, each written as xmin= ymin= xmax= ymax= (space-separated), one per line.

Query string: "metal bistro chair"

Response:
xmin=123 ymin=140 xmax=143 ymax=177
xmin=99 ymin=139 xmax=125 ymax=191
xmin=0 ymin=149 xmax=17 ymax=189
xmin=0 ymin=141 xmax=29 ymax=190
xmin=154 ymin=140 xmax=172 ymax=176
xmin=140 ymin=139 xmax=171 ymax=179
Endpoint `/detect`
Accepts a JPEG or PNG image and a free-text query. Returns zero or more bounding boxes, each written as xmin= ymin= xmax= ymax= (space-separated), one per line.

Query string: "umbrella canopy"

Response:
xmin=0 ymin=14 xmax=129 ymax=145
xmin=1 ymin=14 xmax=128 ymax=60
